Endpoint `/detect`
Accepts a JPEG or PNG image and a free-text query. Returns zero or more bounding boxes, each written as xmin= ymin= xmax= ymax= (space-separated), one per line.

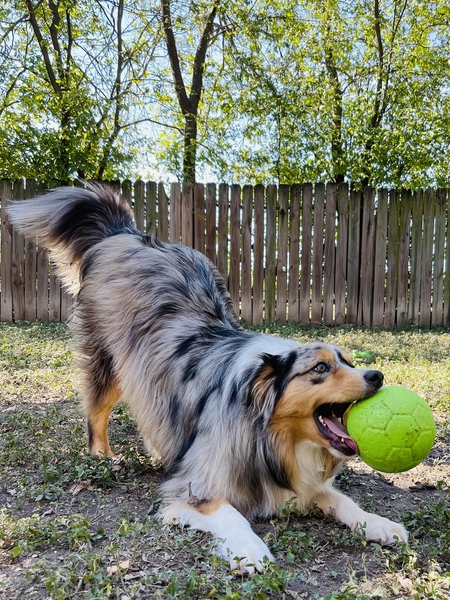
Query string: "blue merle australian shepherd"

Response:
xmin=8 ymin=184 xmax=408 ymax=572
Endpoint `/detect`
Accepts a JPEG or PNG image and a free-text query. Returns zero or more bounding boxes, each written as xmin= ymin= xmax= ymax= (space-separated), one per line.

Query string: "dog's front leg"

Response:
xmin=315 ymin=487 xmax=408 ymax=544
xmin=160 ymin=499 xmax=274 ymax=573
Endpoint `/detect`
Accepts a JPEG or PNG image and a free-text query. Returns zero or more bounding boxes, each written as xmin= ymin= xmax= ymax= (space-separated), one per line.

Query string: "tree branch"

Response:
xmin=191 ymin=6 xmax=217 ymax=109
xmin=160 ymin=0 xmax=191 ymax=114
xmin=25 ymin=0 xmax=61 ymax=95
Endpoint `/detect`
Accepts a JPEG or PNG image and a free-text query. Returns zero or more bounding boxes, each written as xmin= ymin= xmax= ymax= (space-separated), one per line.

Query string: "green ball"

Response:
xmin=346 ymin=386 xmax=436 ymax=473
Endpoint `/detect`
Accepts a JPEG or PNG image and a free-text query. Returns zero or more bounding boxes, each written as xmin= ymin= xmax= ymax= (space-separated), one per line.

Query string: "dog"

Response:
xmin=7 ymin=183 xmax=408 ymax=572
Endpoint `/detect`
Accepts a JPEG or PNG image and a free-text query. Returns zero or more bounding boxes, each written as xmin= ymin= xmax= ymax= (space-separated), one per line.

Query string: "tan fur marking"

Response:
xmin=197 ymin=498 xmax=228 ymax=516
xmin=88 ymin=382 xmax=121 ymax=457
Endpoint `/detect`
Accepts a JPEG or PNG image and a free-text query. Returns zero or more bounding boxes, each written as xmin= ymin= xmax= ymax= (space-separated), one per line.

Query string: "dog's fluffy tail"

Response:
xmin=7 ymin=183 xmax=136 ymax=294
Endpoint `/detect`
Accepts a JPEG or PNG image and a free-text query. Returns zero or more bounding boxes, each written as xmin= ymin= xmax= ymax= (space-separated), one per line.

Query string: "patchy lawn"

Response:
xmin=0 ymin=322 xmax=449 ymax=599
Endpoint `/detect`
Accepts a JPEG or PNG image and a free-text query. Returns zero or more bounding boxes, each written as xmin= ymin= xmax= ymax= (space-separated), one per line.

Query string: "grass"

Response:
xmin=0 ymin=322 xmax=449 ymax=599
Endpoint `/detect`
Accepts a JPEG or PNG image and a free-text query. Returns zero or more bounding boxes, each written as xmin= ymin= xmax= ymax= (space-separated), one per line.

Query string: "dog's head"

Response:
xmin=252 ymin=342 xmax=383 ymax=458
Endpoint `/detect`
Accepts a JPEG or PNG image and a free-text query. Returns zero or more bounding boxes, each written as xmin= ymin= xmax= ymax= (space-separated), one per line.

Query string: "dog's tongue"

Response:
xmin=324 ymin=417 xmax=359 ymax=454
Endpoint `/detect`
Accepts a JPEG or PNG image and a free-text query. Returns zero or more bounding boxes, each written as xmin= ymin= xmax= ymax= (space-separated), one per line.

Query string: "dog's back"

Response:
xmin=7 ymin=183 xmax=242 ymax=461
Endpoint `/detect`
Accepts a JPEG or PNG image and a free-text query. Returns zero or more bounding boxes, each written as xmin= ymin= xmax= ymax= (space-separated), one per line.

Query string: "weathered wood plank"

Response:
xmin=288 ymin=184 xmax=300 ymax=322
xmin=323 ymin=183 xmax=337 ymax=325
xmin=32 ymin=183 xmax=51 ymax=322
xmin=311 ymin=183 xmax=325 ymax=323
xmin=276 ymin=185 xmax=289 ymax=322
xmin=409 ymin=190 xmax=423 ymax=324
xmin=158 ymin=183 xmax=169 ymax=242
xmin=432 ymin=189 xmax=446 ymax=327
xmin=217 ymin=183 xmax=229 ymax=280
xmin=205 ymin=183 xmax=216 ymax=264
xmin=194 ymin=183 xmax=205 ymax=253
xmin=359 ymin=187 xmax=375 ymax=327
xmin=372 ymin=189 xmax=388 ymax=328
xmin=170 ymin=182 xmax=181 ymax=244
xmin=241 ymin=185 xmax=252 ymax=324
xmin=335 ymin=182 xmax=348 ymax=325
xmin=385 ymin=190 xmax=399 ymax=328
xmin=265 ymin=185 xmax=277 ymax=323
xmin=181 ymin=182 xmax=193 ymax=247
xmin=24 ymin=180 xmax=37 ymax=322
xmin=347 ymin=188 xmax=361 ymax=325
xmin=229 ymin=184 xmax=241 ymax=317
xmin=1 ymin=180 xmax=13 ymax=322
xmin=299 ymin=184 xmax=313 ymax=323
xmin=445 ymin=190 xmax=450 ymax=326
xmin=419 ymin=189 xmax=434 ymax=326
xmin=146 ymin=181 xmax=157 ymax=237
xmin=397 ymin=190 xmax=411 ymax=328
xmin=133 ymin=180 xmax=145 ymax=233
xmin=12 ymin=180 xmax=25 ymax=321
xmin=253 ymin=184 xmax=265 ymax=324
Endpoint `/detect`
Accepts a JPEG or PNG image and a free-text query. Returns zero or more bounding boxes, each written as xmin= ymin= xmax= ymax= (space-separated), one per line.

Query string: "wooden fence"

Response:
xmin=1 ymin=179 xmax=449 ymax=327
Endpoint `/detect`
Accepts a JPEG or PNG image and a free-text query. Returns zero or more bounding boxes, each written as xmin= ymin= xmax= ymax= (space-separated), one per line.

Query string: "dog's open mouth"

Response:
xmin=314 ymin=403 xmax=358 ymax=456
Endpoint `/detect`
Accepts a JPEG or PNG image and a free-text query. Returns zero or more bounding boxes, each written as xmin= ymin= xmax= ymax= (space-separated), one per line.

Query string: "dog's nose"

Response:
xmin=364 ymin=370 xmax=384 ymax=388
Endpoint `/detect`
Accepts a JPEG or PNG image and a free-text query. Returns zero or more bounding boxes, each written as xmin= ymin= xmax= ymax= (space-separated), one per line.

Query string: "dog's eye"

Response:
xmin=312 ymin=362 xmax=329 ymax=374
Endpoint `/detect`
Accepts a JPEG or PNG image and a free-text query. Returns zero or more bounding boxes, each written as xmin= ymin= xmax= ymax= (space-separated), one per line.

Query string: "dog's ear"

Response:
xmin=249 ymin=350 xmax=298 ymax=419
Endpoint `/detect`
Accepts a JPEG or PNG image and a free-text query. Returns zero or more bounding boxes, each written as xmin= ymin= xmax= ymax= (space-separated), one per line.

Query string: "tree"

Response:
xmin=0 ymin=0 xmax=161 ymax=183
xmin=188 ymin=0 xmax=450 ymax=188
xmin=159 ymin=0 xmax=218 ymax=183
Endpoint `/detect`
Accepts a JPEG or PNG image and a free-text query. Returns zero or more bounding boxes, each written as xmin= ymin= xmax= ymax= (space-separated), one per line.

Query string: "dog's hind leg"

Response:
xmin=85 ymin=380 xmax=121 ymax=457
xmin=160 ymin=498 xmax=274 ymax=574
xmin=79 ymin=347 xmax=121 ymax=457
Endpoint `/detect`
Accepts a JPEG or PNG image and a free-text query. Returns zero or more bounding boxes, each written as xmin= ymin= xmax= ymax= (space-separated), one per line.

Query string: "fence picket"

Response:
xmin=385 ymin=190 xmax=399 ymax=328
xmin=312 ymin=184 xmax=325 ymax=323
xmin=241 ymin=185 xmax=252 ymax=324
xmin=12 ymin=180 xmax=25 ymax=321
xmin=397 ymin=190 xmax=411 ymax=328
xmin=360 ymin=187 xmax=375 ymax=327
xmin=419 ymin=189 xmax=434 ymax=326
xmin=409 ymin=190 xmax=423 ymax=324
xmin=194 ymin=183 xmax=205 ymax=253
xmin=158 ymin=182 xmax=169 ymax=241
xmin=335 ymin=182 xmax=348 ymax=325
xmin=170 ymin=183 xmax=181 ymax=244
xmin=205 ymin=183 xmax=216 ymax=264
xmin=323 ymin=183 xmax=337 ymax=325
xmin=1 ymin=180 xmax=13 ymax=322
xmin=252 ymin=184 xmax=264 ymax=324
xmin=24 ymin=180 xmax=37 ymax=322
xmin=288 ymin=185 xmax=300 ymax=322
xmin=373 ymin=189 xmax=388 ymax=328
xmin=276 ymin=185 xmax=289 ymax=322
xmin=433 ymin=189 xmax=446 ymax=327
xmin=146 ymin=181 xmax=157 ymax=237
xmin=299 ymin=184 xmax=312 ymax=323
xmin=265 ymin=185 xmax=277 ymax=323
xmin=347 ymin=188 xmax=361 ymax=325
xmin=229 ymin=185 xmax=241 ymax=317
xmin=133 ymin=180 xmax=145 ymax=232
xmin=217 ymin=183 xmax=229 ymax=280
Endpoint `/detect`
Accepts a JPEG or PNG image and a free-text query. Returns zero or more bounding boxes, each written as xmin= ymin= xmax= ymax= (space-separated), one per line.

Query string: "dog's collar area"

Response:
xmin=314 ymin=403 xmax=359 ymax=456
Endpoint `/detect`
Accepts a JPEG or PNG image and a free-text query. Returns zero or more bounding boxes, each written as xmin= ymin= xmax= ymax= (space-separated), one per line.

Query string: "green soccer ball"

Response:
xmin=346 ymin=386 xmax=436 ymax=473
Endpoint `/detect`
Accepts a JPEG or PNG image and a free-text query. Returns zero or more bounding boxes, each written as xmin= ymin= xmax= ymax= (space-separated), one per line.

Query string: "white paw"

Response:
xmin=357 ymin=513 xmax=409 ymax=545
xmin=217 ymin=534 xmax=274 ymax=574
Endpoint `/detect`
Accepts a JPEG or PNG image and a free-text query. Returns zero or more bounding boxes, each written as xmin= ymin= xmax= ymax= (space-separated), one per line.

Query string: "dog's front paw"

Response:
xmin=217 ymin=534 xmax=274 ymax=574
xmin=358 ymin=513 xmax=409 ymax=545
